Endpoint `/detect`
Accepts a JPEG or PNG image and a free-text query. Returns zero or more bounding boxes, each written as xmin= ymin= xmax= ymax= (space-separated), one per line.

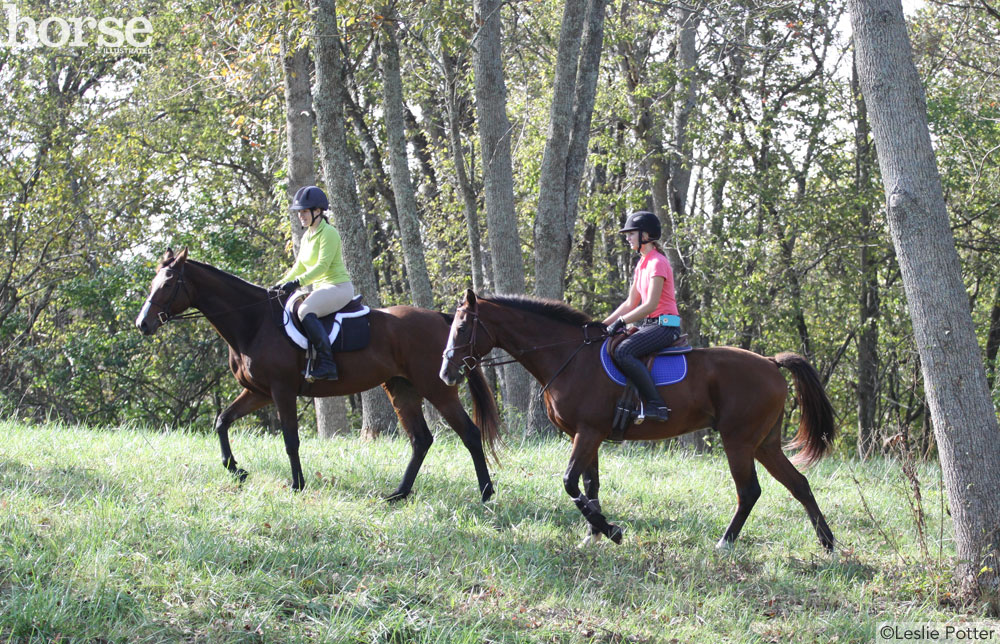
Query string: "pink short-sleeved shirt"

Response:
xmin=634 ymin=249 xmax=678 ymax=317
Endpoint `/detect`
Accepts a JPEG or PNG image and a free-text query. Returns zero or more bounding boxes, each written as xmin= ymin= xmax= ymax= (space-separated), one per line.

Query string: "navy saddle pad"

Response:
xmin=283 ymin=294 xmax=371 ymax=352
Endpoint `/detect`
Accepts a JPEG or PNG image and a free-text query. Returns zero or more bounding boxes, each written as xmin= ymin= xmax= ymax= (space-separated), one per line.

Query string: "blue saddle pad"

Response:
xmin=600 ymin=338 xmax=688 ymax=387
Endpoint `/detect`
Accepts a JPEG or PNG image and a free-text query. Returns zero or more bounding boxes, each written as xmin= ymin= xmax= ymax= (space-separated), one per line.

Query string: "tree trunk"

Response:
xmin=534 ymin=0 xmax=586 ymax=302
xmin=282 ymin=39 xmax=351 ymax=439
xmin=668 ymin=4 xmax=709 ymax=453
xmin=312 ymin=0 xmax=397 ymax=439
xmin=527 ymin=0 xmax=608 ymax=435
xmin=380 ymin=19 xmax=435 ymax=309
xmin=473 ymin=0 xmax=529 ymax=415
xmin=850 ymin=0 xmax=1000 ymax=597
xmin=986 ymin=281 xmax=1000 ymax=391
xmin=282 ymin=41 xmax=313 ymax=257
xmin=441 ymin=41 xmax=485 ymax=293
xmin=852 ymin=53 xmax=880 ymax=458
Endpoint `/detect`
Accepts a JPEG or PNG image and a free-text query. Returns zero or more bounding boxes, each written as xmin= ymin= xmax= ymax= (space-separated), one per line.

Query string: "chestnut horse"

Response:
xmin=135 ymin=249 xmax=500 ymax=500
xmin=440 ymin=290 xmax=836 ymax=551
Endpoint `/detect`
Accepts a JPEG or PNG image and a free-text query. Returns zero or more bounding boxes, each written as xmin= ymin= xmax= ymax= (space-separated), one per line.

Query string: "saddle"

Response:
xmin=605 ymin=329 xmax=693 ymax=442
xmin=282 ymin=293 xmax=371 ymax=352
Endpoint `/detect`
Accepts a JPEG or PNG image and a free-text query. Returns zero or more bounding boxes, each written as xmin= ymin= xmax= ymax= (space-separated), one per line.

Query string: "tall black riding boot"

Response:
xmin=616 ymin=357 xmax=670 ymax=422
xmin=300 ymin=313 xmax=339 ymax=381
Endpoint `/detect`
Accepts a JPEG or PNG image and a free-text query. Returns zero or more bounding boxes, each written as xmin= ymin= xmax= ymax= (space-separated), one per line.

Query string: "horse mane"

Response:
xmin=186 ymin=259 xmax=266 ymax=292
xmin=480 ymin=294 xmax=592 ymax=327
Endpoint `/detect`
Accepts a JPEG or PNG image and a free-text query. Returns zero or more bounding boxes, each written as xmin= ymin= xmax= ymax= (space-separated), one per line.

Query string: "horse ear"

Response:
xmin=162 ymin=248 xmax=174 ymax=262
xmin=174 ymin=248 xmax=189 ymax=265
xmin=464 ymin=288 xmax=477 ymax=309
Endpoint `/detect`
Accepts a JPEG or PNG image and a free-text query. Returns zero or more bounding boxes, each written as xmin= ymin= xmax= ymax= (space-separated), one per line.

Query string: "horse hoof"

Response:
xmin=385 ymin=490 xmax=409 ymax=503
xmin=480 ymin=482 xmax=495 ymax=503
xmin=231 ymin=468 xmax=248 ymax=483
xmin=606 ymin=524 xmax=623 ymax=544
xmin=715 ymin=539 xmax=734 ymax=552
xmin=578 ymin=533 xmax=603 ymax=548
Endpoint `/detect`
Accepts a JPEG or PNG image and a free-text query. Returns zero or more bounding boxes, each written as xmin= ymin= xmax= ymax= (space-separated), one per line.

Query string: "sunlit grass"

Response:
xmin=0 ymin=418 xmax=980 ymax=642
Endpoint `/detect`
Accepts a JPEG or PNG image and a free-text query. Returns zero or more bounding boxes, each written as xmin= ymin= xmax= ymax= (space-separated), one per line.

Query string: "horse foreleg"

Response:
xmin=579 ymin=453 xmax=603 ymax=546
xmin=271 ymin=387 xmax=305 ymax=491
xmin=436 ymin=399 xmax=494 ymax=503
xmin=564 ymin=431 xmax=621 ymax=544
xmin=215 ymin=388 xmax=271 ymax=483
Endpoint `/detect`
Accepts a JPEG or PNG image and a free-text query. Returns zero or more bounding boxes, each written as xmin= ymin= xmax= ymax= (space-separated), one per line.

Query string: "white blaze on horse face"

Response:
xmin=135 ymin=268 xmax=169 ymax=330
xmin=439 ymin=315 xmax=462 ymax=385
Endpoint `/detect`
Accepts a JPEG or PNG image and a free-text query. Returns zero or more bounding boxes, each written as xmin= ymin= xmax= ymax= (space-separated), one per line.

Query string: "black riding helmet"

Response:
xmin=619 ymin=210 xmax=661 ymax=242
xmin=290 ymin=185 xmax=329 ymax=212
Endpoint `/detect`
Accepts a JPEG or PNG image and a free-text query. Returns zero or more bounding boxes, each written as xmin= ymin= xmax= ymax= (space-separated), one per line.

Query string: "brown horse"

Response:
xmin=440 ymin=289 xmax=837 ymax=551
xmin=135 ymin=249 xmax=500 ymax=500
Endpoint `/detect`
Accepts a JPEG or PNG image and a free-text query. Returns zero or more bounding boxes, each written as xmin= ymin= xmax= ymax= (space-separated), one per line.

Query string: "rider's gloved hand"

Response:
xmin=607 ymin=317 xmax=626 ymax=336
xmin=273 ymin=279 xmax=299 ymax=296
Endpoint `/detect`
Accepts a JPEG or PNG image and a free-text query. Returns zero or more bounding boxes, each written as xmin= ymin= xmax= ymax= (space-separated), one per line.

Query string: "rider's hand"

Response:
xmin=274 ymin=279 xmax=299 ymax=295
xmin=607 ymin=317 xmax=626 ymax=336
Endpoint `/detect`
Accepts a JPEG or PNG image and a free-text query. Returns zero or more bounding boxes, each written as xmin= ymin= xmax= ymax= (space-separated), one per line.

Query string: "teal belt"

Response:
xmin=644 ymin=314 xmax=681 ymax=327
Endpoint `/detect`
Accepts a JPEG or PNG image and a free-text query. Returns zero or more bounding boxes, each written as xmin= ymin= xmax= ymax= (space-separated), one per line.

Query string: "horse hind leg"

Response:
xmin=215 ymin=388 xmax=271 ymax=483
xmin=717 ymin=442 xmax=762 ymax=551
xmin=755 ymin=438 xmax=836 ymax=552
xmin=383 ymin=378 xmax=434 ymax=502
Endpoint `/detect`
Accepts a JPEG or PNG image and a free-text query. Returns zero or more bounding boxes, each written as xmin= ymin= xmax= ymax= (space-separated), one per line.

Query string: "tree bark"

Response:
xmin=312 ymin=0 xmax=397 ymax=439
xmin=850 ymin=0 xmax=1000 ymax=596
xmin=380 ymin=18 xmax=435 ymax=310
xmin=473 ymin=0 xmax=529 ymax=415
xmin=282 ymin=38 xmax=351 ymax=439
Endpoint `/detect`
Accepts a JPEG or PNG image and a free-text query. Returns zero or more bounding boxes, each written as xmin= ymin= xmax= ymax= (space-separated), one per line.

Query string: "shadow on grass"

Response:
xmin=0 ymin=458 xmax=131 ymax=505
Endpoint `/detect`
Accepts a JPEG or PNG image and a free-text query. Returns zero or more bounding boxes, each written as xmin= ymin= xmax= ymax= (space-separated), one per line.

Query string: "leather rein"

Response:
xmin=443 ymin=306 xmax=608 ymax=395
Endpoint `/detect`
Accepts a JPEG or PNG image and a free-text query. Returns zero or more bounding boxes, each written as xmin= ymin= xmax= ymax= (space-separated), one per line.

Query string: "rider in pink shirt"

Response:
xmin=602 ymin=211 xmax=682 ymax=422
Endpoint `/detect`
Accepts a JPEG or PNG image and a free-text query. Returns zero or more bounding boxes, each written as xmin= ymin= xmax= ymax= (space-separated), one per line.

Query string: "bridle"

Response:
xmin=143 ymin=264 xmax=201 ymax=325
xmin=442 ymin=306 xmax=501 ymax=376
xmin=443 ymin=304 xmax=608 ymax=394
xmin=142 ymin=262 xmax=290 ymax=328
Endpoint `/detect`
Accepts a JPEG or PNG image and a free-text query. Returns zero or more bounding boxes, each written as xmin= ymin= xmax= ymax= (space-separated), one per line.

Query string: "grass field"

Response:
xmin=0 ymin=418 xmax=988 ymax=643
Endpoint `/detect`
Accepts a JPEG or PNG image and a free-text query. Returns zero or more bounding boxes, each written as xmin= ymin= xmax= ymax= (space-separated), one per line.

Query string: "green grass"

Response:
xmin=0 ymin=419 xmax=983 ymax=643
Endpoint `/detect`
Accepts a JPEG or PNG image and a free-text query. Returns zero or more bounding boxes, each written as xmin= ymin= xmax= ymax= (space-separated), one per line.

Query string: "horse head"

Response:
xmin=440 ymin=289 xmax=495 ymax=386
xmin=135 ymin=248 xmax=194 ymax=335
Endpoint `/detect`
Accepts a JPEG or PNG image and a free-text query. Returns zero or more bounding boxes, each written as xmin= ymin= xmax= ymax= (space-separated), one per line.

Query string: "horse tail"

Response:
xmin=773 ymin=352 xmax=836 ymax=466
xmin=466 ymin=366 xmax=503 ymax=464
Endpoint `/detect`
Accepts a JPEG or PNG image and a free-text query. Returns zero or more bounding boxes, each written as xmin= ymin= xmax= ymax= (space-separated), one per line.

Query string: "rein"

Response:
xmin=445 ymin=306 xmax=607 ymax=395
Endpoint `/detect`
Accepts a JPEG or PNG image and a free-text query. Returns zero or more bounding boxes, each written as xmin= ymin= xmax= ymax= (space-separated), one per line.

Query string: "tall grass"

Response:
xmin=0 ymin=419 xmax=981 ymax=643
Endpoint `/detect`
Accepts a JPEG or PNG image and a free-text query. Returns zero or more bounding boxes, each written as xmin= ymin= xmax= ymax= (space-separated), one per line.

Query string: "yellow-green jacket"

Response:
xmin=280 ymin=219 xmax=351 ymax=287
